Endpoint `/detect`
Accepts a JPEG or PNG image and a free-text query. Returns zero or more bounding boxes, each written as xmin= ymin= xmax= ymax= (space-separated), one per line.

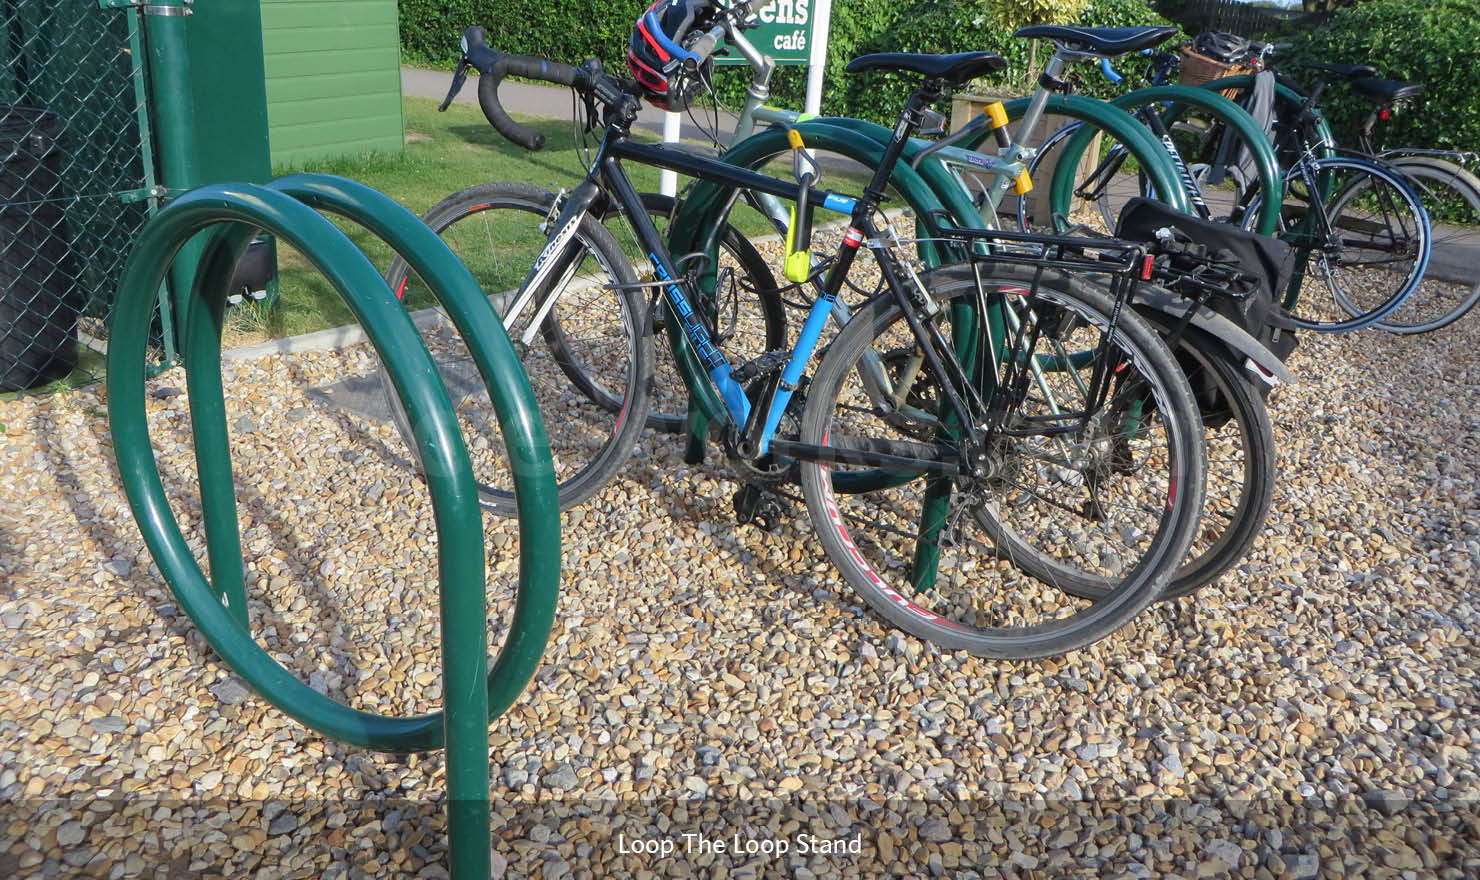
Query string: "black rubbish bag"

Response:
xmin=0 ymin=104 xmax=78 ymax=391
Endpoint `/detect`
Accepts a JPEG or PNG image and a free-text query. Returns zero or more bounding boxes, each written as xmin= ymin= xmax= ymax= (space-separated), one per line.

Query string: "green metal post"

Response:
xmin=140 ymin=1 xmax=205 ymax=367
xmin=181 ymin=228 xmax=254 ymax=629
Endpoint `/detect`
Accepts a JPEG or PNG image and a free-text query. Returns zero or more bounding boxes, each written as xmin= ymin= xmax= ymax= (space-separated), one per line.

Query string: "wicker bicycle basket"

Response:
xmin=1177 ymin=45 xmax=1252 ymax=97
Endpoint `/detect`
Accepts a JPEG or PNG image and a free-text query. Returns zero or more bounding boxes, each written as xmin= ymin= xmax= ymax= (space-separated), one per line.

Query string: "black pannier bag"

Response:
xmin=1116 ymin=196 xmax=1299 ymax=365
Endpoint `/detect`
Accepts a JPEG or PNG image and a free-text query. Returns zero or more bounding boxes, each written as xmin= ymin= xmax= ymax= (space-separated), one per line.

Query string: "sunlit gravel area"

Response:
xmin=1 ymin=298 xmax=1477 ymax=878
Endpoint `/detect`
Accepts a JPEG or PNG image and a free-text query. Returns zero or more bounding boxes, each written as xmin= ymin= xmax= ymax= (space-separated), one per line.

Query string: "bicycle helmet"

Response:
xmin=1193 ymin=31 xmax=1251 ymax=64
xmin=627 ymin=0 xmax=718 ymax=111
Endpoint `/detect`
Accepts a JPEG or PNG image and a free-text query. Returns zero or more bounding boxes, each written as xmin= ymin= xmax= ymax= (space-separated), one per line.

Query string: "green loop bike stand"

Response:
xmin=1198 ymin=74 xmax=1338 ymax=160
xmin=1091 ymin=85 xmax=1284 ymax=236
xmin=992 ymin=95 xmax=1192 ymax=219
xmin=107 ymin=178 xmax=560 ymax=880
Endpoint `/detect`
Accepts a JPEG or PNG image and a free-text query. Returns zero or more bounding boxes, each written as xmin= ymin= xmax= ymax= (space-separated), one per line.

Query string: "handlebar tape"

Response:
xmin=475 ymin=53 xmax=582 ymax=152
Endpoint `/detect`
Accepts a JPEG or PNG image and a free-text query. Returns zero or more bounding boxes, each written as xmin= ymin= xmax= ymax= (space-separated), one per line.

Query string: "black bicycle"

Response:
xmin=384 ymin=33 xmax=1212 ymax=658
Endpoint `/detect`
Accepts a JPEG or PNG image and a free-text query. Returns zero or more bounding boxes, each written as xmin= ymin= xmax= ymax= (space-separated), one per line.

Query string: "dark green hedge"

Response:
xmin=399 ymin=0 xmax=635 ymax=72
xmin=1282 ymin=0 xmax=1480 ymax=152
xmin=398 ymin=0 xmax=1179 ymax=124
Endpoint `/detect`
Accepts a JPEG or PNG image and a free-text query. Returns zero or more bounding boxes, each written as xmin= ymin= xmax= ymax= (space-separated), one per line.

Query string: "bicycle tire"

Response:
xmin=1365 ymin=158 xmax=1480 ymax=334
xmin=381 ymin=181 xmax=651 ymax=515
xmin=798 ymin=264 xmax=1207 ymax=659
xmin=996 ymin=314 xmax=1278 ymax=600
xmin=1244 ymin=155 xmax=1430 ymax=333
xmin=1137 ymin=320 xmax=1277 ymax=599
xmin=600 ymin=192 xmax=788 ymax=434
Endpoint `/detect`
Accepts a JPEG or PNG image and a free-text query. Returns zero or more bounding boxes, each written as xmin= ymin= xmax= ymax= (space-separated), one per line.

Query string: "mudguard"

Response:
xmin=1133 ymin=283 xmax=1296 ymax=385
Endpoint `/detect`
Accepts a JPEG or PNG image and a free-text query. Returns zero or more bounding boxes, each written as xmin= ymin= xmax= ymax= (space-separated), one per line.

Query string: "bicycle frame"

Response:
xmin=521 ymin=118 xmax=990 ymax=468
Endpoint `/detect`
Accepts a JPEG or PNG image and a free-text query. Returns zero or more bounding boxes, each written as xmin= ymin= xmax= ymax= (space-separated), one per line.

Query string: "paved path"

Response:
xmin=401 ymin=66 xmax=742 ymax=145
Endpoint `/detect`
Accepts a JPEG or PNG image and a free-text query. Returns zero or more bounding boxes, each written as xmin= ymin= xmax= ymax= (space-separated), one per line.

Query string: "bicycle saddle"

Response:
xmin=1304 ymin=61 xmax=1379 ymax=80
xmin=1351 ymin=77 xmax=1423 ymax=104
xmin=1013 ymin=25 xmax=1179 ymax=56
xmin=845 ymin=51 xmax=1008 ymax=85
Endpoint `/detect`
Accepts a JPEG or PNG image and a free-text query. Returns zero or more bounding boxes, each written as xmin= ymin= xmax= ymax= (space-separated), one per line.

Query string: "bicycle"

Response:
xmin=1186 ymin=59 xmax=1435 ymax=333
xmin=421 ymin=40 xmax=1210 ymax=658
xmin=379 ymin=7 xmax=1185 ymax=502
xmin=999 ymin=28 xmax=1283 ymax=238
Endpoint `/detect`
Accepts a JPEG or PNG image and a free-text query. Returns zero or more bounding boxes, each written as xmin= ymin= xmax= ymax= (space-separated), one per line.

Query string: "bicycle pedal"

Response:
xmin=732 ymin=350 xmax=789 ymax=384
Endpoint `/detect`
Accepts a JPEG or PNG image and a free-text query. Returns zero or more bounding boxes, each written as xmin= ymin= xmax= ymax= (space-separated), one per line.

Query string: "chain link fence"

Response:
xmin=1 ymin=1 xmax=159 ymax=392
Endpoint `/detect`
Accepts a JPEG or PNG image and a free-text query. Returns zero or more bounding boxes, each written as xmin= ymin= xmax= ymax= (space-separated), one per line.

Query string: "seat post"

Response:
xmin=1012 ymin=47 xmax=1075 ymax=154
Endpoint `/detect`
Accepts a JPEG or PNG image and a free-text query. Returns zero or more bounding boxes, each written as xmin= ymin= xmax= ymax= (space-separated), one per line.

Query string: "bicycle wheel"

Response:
xmin=1366 ymin=158 xmax=1480 ymax=334
xmin=1246 ymin=156 xmax=1430 ymax=332
xmin=799 ymin=264 xmax=1207 ymax=659
xmin=601 ymin=192 xmax=787 ymax=433
xmin=1142 ymin=321 xmax=1277 ymax=598
xmin=381 ymin=181 xmax=651 ymax=515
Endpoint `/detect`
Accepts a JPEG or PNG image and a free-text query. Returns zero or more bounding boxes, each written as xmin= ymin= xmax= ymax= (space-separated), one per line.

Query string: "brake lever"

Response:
xmin=439 ymin=58 xmax=470 ymax=112
xmin=582 ymin=89 xmax=600 ymax=133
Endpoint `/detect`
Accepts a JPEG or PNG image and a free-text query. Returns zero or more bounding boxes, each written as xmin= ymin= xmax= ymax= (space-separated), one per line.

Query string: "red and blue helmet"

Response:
xmin=626 ymin=0 xmax=718 ymax=111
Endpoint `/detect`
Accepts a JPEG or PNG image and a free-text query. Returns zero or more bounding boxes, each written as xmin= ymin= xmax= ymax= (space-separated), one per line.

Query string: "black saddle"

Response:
xmin=1351 ymin=77 xmax=1423 ymax=104
xmin=845 ymin=51 xmax=1008 ymax=85
xmin=1305 ymin=61 xmax=1379 ymax=80
xmin=1013 ymin=25 xmax=1179 ymax=56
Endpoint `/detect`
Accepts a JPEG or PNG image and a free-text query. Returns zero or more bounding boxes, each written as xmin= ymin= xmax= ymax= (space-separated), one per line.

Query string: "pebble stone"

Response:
xmin=0 ymin=260 xmax=1477 ymax=877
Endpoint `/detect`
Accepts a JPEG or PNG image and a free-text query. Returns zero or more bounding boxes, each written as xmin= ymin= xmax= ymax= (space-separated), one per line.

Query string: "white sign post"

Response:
xmin=804 ymin=0 xmax=832 ymax=116
xmin=660 ymin=111 xmax=681 ymax=196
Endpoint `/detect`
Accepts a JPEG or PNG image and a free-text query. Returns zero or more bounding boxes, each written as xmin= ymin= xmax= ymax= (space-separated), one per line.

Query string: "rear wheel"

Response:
xmin=799 ymin=264 xmax=1206 ymax=658
xmin=1246 ymin=156 xmax=1430 ymax=332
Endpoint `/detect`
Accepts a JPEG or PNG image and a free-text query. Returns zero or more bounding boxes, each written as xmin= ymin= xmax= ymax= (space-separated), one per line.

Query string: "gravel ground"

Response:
xmin=1 ymin=287 xmax=1478 ymax=878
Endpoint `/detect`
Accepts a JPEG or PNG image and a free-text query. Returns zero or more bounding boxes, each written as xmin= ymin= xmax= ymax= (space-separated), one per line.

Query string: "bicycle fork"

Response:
xmin=504 ymin=182 xmax=603 ymax=346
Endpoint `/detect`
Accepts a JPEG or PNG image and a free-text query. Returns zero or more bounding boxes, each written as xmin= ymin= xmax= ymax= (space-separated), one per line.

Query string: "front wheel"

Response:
xmin=380 ymin=181 xmax=651 ymax=515
xmin=799 ymin=265 xmax=1207 ymax=659
xmin=1367 ymin=158 xmax=1480 ymax=334
xmin=1246 ymin=156 xmax=1431 ymax=333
